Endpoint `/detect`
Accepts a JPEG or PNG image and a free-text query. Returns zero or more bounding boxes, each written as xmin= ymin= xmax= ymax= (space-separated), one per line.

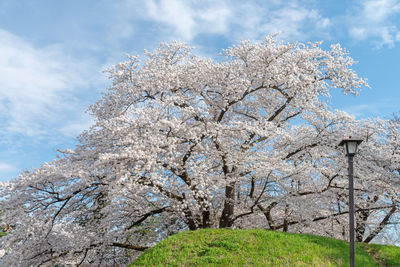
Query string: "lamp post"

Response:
xmin=338 ymin=137 xmax=363 ymax=267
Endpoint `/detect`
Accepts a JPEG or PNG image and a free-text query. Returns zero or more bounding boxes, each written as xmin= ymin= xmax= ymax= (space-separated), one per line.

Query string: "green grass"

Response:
xmin=130 ymin=228 xmax=400 ymax=267
xmin=359 ymin=242 xmax=400 ymax=266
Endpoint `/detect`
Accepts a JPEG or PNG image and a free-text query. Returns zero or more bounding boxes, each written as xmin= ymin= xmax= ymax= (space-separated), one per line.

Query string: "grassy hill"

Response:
xmin=130 ymin=228 xmax=400 ymax=266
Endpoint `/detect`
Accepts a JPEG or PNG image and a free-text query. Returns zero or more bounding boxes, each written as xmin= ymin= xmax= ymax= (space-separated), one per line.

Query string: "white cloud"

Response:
xmin=342 ymin=100 xmax=398 ymax=119
xmin=363 ymin=0 xmax=400 ymax=22
xmin=59 ymin=116 xmax=94 ymax=138
xmin=224 ymin=1 xmax=332 ymax=42
xmin=135 ymin=0 xmax=331 ymax=44
xmin=348 ymin=0 xmax=400 ymax=48
xmin=0 ymin=162 xmax=16 ymax=173
xmin=0 ymin=29 xmax=97 ymax=140
xmin=0 ymin=161 xmax=17 ymax=180
xmin=259 ymin=7 xmax=329 ymax=41
xmin=143 ymin=0 xmax=231 ymax=41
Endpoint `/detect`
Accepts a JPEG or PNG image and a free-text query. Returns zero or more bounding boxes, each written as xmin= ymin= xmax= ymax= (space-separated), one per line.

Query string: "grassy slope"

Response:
xmin=359 ymin=242 xmax=400 ymax=266
xmin=130 ymin=229 xmax=400 ymax=267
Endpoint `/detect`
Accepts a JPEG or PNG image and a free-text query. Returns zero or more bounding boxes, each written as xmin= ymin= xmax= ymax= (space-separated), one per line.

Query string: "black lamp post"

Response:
xmin=338 ymin=137 xmax=363 ymax=267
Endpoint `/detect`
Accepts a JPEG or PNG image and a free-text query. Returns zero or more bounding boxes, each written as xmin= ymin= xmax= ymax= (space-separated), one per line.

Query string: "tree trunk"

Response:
xmin=283 ymin=204 xmax=289 ymax=232
xmin=202 ymin=208 xmax=211 ymax=228
xmin=219 ymin=183 xmax=235 ymax=228
xmin=184 ymin=209 xmax=198 ymax=230
xmin=355 ymin=210 xmax=369 ymax=242
xmin=258 ymin=202 xmax=277 ymax=229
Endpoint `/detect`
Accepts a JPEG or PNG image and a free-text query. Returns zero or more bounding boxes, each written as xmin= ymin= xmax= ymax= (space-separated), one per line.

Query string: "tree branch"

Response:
xmin=363 ymin=206 xmax=397 ymax=243
xmin=126 ymin=206 xmax=168 ymax=230
xmin=112 ymin=242 xmax=149 ymax=251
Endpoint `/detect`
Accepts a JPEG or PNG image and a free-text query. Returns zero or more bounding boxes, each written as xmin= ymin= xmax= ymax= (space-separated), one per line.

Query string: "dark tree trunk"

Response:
xmin=202 ymin=208 xmax=211 ymax=228
xmin=219 ymin=183 xmax=235 ymax=228
xmin=355 ymin=210 xmax=369 ymax=242
xmin=283 ymin=204 xmax=289 ymax=232
xmin=184 ymin=210 xmax=198 ymax=230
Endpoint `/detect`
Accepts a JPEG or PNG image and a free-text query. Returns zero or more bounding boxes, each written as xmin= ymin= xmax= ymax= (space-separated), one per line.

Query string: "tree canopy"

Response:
xmin=1 ymin=36 xmax=399 ymax=266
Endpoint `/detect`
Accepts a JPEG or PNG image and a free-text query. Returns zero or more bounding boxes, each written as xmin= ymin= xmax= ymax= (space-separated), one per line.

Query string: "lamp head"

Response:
xmin=338 ymin=136 xmax=363 ymax=156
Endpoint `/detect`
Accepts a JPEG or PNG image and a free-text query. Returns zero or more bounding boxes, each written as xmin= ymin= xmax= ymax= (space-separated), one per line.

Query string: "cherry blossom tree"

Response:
xmin=2 ymin=36 xmax=398 ymax=266
xmin=272 ymin=119 xmax=400 ymax=242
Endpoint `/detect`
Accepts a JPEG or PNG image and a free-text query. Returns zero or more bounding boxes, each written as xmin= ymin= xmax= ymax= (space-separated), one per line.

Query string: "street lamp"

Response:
xmin=338 ymin=136 xmax=363 ymax=267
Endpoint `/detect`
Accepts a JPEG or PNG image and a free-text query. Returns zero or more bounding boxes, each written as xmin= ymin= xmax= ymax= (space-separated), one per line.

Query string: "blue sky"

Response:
xmin=0 ymin=0 xmax=400 ymax=181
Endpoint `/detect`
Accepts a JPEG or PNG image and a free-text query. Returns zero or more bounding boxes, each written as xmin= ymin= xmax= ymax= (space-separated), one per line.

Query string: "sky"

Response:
xmin=0 ymin=0 xmax=400 ymax=181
